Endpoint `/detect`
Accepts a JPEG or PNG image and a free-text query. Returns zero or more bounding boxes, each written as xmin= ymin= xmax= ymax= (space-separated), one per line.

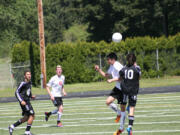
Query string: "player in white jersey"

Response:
xmin=44 ymin=65 xmax=67 ymax=127
xmin=95 ymin=53 xmax=127 ymax=134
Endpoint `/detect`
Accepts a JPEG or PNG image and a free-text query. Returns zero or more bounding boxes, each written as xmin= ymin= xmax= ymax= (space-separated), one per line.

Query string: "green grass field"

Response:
xmin=0 ymin=92 xmax=180 ymax=135
xmin=0 ymin=76 xmax=180 ymax=98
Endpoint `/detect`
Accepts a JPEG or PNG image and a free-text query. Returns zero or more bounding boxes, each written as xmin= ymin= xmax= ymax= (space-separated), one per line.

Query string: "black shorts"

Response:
xmin=127 ymin=95 xmax=137 ymax=107
xmin=19 ymin=101 xmax=35 ymax=116
xmin=52 ymin=97 xmax=63 ymax=107
xmin=109 ymin=87 xmax=127 ymax=105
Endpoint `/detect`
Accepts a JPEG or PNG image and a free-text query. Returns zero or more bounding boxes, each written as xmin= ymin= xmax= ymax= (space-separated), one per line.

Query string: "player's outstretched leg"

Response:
xmin=8 ymin=125 xmax=13 ymax=135
xmin=45 ymin=112 xmax=50 ymax=121
xmin=45 ymin=109 xmax=58 ymax=121
xmin=106 ymin=97 xmax=121 ymax=122
xmin=8 ymin=116 xmax=28 ymax=135
xmin=24 ymin=115 xmax=34 ymax=135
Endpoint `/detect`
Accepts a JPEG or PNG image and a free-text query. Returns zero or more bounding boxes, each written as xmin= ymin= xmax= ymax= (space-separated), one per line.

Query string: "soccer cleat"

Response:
xmin=127 ymin=127 xmax=132 ymax=135
xmin=115 ymin=115 xmax=121 ymax=123
xmin=57 ymin=122 xmax=63 ymax=127
xmin=45 ymin=112 xmax=50 ymax=121
xmin=24 ymin=131 xmax=34 ymax=135
xmin=8 ymin=126 xmax=13 ymax=135
xmin=113 ymin=129 xmax=124 ymax=135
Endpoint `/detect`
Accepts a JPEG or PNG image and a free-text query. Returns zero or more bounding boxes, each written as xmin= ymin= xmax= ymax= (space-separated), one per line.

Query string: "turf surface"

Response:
xmin=0 ymin=92 xmax=180 ymax=135
xmin=1 ymin=76 xmax=180 ymax=98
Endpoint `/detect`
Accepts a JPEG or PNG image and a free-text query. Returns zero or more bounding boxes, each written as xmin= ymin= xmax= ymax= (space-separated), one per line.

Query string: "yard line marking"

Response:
xmin=2 ymin=108 xmax=180 ymax=116
xmin=37 ymin=129 xmax=180 ymax=135
xmin=1 ymin=112 xmax=180 ymax=119
xmin=1 ymin=122 xmax=180 ymax=130
xmin=1 ymin=94 xmax=180 ymax=108
xmin=1 ymin=102 xmax=180 ymax=112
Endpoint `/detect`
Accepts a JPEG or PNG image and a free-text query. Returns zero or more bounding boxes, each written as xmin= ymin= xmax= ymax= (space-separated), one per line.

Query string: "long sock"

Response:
xmin=119 ymin=111 xmax=126 ymax=130
xmin=51 ymin=109 xmax=58 ymax=115
xmin=109 ymin=103 xmax=121 ymax=115
xmin=25 ymin=124 xmax=31 ymax=131
xmin=57 ymin=112 xmax=62 ymax=122
xmin=128 ymin=116 xmax=134 ymax=128
xmin=12 ymin=119 xmax=22 ymax=128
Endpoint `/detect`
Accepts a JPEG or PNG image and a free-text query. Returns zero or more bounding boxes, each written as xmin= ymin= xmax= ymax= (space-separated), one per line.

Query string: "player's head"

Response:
xmin=56 ymin=65 xmax=62 ymax=76
xmin=107 ymin=52 xmax=117 ymax=65
xmin=126 ymin=53 xmax=136 ymax=67
xmin=24 ymin=70 xmax=31 ymax=82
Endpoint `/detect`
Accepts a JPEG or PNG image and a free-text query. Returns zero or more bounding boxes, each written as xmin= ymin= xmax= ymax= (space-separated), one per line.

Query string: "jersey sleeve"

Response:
xmin=15 ymin=82 xmax=24 ymax=102
xmin=62 ymin=76 xmax=65 ymax=86
xmin=113 ymin=63 xmax=123 ymax=78
xmin=47 ymin=77 xmax=54 ymax=87
xmin=114 ymin=62 xmax=123 ymax=72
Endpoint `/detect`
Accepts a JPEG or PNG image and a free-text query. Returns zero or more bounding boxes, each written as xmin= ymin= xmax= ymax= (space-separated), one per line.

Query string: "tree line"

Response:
xmin=0 ymin=0 xmax=179 ymax=57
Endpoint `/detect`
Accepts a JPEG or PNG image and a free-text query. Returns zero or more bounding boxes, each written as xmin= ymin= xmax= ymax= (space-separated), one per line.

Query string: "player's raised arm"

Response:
xmin=95 ymin=65 xmax=110 ymax=78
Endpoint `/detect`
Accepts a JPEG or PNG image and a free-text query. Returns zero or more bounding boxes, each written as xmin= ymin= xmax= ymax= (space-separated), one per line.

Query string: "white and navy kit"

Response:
xmin=107 ymin=61 xmax=126 ymax=104
xmin=15 ymin=81 xmax=34 ymax=116
xmin=47 ymin=75 xmax=65 ymax=106
xmin=120 ymin=65 xmax=141 ymax=106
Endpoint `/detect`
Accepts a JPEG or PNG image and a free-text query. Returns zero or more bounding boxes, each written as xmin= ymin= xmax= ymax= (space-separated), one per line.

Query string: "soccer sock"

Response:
xmin=51 ymin=109 xmax=58 ymax=115
xmin=119 ymin=111 xmax=126 ymax=130
xmin=57 ymin=112 xmax=62 ymax=122
xmin=12 ymin=119 xmax=22 ymax=128
xmin=25 ymin=124 xmax=32 ymax=132
xmin=109 ymin=103 xmax=121 ymax=115
xmin=128 ymin=116 xmax=134 ymax=128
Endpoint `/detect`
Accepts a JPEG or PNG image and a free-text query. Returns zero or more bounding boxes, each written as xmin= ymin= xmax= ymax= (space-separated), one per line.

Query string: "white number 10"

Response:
xmin=125 ymin=69 xmax=134 ymax=79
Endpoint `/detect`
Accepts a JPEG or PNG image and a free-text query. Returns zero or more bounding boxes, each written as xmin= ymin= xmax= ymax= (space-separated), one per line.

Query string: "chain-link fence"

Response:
xmin=0 ymin=60 xmax=13 ymax=89
xmin=10 ymin=61 xmax=31 ymax=88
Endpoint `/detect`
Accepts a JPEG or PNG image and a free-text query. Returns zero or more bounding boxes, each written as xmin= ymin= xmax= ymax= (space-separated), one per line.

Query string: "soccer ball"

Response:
xmin=112 ymin=32 xmax=122 ymax=43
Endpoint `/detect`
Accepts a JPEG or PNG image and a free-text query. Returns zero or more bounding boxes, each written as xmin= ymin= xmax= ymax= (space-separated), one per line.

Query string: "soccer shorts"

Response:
xmin=52 ymin=97 xmax=63 ymax=107
xmin=20 ymin=101 xmax=35 ymax=116
xmin=127 ymin=95 xmax=137 ymax=107
xmin=109 ymin=87 xmax=127 ymax=105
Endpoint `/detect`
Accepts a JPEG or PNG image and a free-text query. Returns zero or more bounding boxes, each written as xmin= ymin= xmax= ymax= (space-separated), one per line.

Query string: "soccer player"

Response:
xmin=95 ymin=52 xmax=126 ymax=134
xmin=45 ymin=65 xmax=67 ymax=127
xmin=8 ymin=71 xmax=35 ymax=135
xmin=119 ymin=53 xmax=141 ymax=135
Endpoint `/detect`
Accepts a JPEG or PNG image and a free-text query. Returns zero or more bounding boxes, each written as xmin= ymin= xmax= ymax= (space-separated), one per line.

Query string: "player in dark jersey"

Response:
xmin=119 ymin=53 xmax=141 ymax=135
xmin=8 ymin=71 xmax=35 ymax=135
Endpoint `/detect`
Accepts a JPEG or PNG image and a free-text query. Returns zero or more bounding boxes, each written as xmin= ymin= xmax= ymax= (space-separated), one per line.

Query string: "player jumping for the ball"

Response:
xmin=95 ymin=52 xmax=126 ymax=134
xmin=45 ymin=65 xmax=67 ymax=127
xmin=118 ymin=53 xmax=141 ymax=135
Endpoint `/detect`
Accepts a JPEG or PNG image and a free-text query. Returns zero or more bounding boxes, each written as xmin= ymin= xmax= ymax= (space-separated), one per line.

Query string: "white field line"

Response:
xmin=1 ymin=94 xmax=180 ymax=108
xmin=1 ymin=108 xmax=180 ymax=116
xmin=1 ymin=111 xmax=180 ymax=119
xmin=1 ymin=99 xmax=180 ymax=110
xmin=0 ymin=103 xmax=180 ymax=113
xmin=37 ymin=129 xmax=180 ymax=135
xmin=1 ymin=121 xmax=180 ymax=130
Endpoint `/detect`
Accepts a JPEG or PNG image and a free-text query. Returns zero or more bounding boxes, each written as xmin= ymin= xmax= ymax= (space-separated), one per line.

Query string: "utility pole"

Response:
xmin=37 ymin=0 xmax=46 ymax=88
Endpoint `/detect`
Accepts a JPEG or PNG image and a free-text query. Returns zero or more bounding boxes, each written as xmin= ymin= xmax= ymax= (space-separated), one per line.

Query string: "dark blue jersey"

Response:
xmin=119 ymin=65 xmax=141 ymax=95
xmin=15 ymin=81 xmax=32 ymax=102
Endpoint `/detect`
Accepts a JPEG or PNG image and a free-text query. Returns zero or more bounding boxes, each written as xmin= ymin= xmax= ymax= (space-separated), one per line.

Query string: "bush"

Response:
xmin=11 ymin=33 xmax=180 ymax=86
